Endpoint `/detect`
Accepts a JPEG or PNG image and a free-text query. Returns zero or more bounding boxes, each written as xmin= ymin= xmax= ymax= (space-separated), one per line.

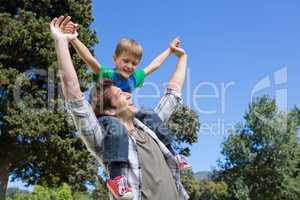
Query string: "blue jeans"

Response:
xmin=99 ymin=109 xmax=176 ymax=164
xmin=135 ymin=109 xmax=175 ymax=146
xmin=98 ymin=116 xmax=129 ymax=163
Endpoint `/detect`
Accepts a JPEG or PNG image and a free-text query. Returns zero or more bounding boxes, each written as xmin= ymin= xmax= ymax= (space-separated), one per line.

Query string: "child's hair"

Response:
xmin=115 ymin=38 xmax=143 ymax=61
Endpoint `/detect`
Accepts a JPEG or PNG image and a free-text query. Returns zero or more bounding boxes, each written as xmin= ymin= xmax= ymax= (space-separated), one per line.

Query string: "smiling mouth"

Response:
xmin=123 ymin=69 xmax=133 ymax=74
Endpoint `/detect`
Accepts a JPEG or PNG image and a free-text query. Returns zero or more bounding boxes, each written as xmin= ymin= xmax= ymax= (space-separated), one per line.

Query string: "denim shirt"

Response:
xmin=66 ymin=88 xmax=189 ymax=200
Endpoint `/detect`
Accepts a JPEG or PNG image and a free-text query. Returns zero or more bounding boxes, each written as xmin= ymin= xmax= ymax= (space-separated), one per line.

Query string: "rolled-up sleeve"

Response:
xmin=66 ymin=96 xmax=105 ymax=161
xmin=154 ymin=88 xmax=183 ymax=123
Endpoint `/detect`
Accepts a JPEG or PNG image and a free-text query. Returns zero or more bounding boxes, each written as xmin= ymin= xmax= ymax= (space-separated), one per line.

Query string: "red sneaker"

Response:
xmin=176 ymin=155 xmax=192 ymax=172
xmin=106 ymin=176 xmax=134 ymax=200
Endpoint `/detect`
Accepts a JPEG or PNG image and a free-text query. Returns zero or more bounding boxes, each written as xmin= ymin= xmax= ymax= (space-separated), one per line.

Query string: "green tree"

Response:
xmin=56 ymin=183 xmax=73 ymax=200
xmin=30 ymin=185 xmax=52 ymax=200
xmin=73 ymin=192 xmax=92 ymax=200
xmin=181 ymin=174 xmax=229 ymax=200
xmin=6 ymin=184 xmax=92 ymax=200
xmin=217 ymin=96 xmax=300 ymax=200
xmin=91 ymin=177 xmax=109 ymax=200
xmin=168 ymin=105 xmax=200 ymax=156
xmin=199 ymin=180 xmax=229 ymax=200
xmin=6 ymin=187 xmax=30 ymax=200
xmin=181 ymin=175 xmax=202 ymax=200
xmin=0 ymin=0 xmax=99 ymax=198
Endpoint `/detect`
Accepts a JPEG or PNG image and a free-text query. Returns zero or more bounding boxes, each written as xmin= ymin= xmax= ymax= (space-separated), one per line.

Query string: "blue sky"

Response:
xmin=90 ymin=0 xmax=300 ymax=172
xmin=8 ymin=0 xmax=300 ymax=190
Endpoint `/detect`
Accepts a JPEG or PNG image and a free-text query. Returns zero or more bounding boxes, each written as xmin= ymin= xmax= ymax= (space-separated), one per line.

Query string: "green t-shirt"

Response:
xmin=93 ymin=65 xmax=145 ymax=92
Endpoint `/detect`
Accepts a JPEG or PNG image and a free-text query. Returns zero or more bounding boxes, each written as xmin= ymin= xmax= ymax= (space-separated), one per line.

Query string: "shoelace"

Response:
xmin=118 ymin=177 xmax=128 ymax=195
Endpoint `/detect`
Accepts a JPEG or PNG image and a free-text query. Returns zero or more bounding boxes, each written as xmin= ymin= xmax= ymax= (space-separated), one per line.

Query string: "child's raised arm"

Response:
xmin=60 ymin=20 xmax=101 ymax=74
xmin=143 ymin=37 xmax=180 ymax=76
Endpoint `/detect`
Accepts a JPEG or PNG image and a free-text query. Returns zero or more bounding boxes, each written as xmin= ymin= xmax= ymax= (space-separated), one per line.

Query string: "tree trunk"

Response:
xmin=0 ymin=159 xmax=11 ymax=200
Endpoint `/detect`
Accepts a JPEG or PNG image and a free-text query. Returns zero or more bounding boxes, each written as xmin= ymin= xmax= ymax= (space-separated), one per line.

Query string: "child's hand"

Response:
xmin=60 ymin=18 xmax=78 ymax=39
xmin=170 ymin=37 xmax=186 ymax=57
xmin=169 ymin=37 xmax=180 ymax=49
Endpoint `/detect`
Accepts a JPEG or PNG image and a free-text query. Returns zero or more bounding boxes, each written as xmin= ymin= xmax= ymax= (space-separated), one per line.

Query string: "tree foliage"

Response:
xmin=6 ymin=183 xmax=92 ymax=200
xmin=168 ymin=105 xmax=201 ymax=156
xmin=0 ymin=0 xmax=99 ymax=198
xmin=217 ymin=96 xmax=300 ymax=200
xmin=181 ymin=174 xmax=229 ymax=200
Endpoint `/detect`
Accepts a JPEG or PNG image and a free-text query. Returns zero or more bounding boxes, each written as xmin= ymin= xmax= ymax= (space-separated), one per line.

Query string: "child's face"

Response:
xmin=113 ymin=52 xmax=140 ymax=79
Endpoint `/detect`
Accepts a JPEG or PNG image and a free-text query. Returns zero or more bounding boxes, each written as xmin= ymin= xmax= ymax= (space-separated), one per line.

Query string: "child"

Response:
xmin=61 ymin=18 xmax=191 ymax=199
